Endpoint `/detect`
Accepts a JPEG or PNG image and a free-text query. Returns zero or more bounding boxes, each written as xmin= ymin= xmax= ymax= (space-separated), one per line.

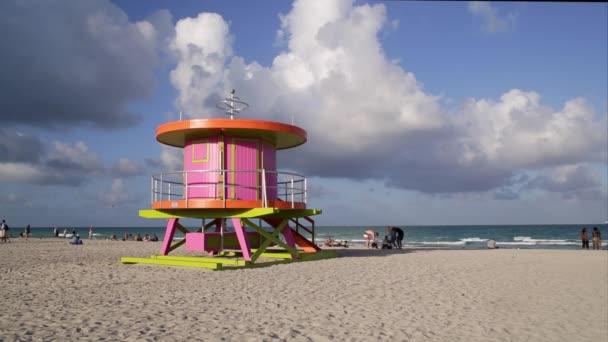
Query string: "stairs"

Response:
xmin=262 ymin=217 xmax=320 ymax=252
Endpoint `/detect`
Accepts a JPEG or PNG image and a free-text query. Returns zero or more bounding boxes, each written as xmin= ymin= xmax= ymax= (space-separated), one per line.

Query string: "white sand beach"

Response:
xmin=1 ymin=239 xmax=606 ymax=341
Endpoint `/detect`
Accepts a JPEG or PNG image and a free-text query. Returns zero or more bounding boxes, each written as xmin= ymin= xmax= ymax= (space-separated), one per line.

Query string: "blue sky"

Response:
xmin=0 ymin=0 xmax=606 ymax=228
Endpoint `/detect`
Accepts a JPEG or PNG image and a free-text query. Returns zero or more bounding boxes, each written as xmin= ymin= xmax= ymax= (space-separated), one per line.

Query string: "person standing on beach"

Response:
xmin=0 ymin=219 xmax=7 ymax=243
xmin=389 ymin=226 xmax=404 ymax=249
xmin=386 ymin=226 xmax=397 ymax=248
xmin=24 ymin=225 xmax=31 ymax=241
xmin=89 ymin=226 xmax=94 ymax=240
xmin=591 ymin=227 xmax=601 ymax=250
xmin=53 ymin=227 xmax=58 ymax=237
xmin=580 ymin=228 xmax=590 ymax=249
xmin=364 ymin=229 xmax=378 ymax=248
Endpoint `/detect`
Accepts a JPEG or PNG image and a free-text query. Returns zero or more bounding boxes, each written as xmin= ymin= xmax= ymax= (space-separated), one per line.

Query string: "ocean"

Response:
xmin=16 ymin=224 xmax=608 ymax=250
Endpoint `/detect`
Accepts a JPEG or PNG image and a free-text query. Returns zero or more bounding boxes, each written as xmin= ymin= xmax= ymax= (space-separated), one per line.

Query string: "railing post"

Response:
xmin=223 ymin=168 xmax=227 ymax=208
xmin=160 ymin=173 xmax=163 ymax=202
xmin=185 ymin=171 xmax=188 ymax=208
xmin=261 ymin=169 xmax=267 ymax=208
xmin=290 ymin=177 xmax=294 ymax=208
xmin=304 ymin=177 xmax=307 ymax=205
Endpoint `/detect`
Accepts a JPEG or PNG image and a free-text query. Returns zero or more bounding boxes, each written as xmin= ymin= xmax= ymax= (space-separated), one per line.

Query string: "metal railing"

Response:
xmin=151 ymin=169 xmax=307 ymax=208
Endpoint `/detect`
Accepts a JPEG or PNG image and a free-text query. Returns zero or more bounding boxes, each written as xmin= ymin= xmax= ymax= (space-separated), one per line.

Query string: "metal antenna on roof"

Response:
xmin=216 ymin=89 xmax=249 ymax=119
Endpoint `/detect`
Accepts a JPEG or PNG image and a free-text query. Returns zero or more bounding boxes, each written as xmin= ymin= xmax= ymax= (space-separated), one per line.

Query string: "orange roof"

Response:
xmin=156 ymin=118 xmax=307 ymax=149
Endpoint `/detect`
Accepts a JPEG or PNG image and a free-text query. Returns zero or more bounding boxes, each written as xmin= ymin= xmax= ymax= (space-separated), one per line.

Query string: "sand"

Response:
xmin=0 ymin=238 xmax=606 ymax=341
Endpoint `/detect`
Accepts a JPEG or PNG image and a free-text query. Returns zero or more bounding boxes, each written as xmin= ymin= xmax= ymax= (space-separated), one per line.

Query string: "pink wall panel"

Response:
xmin=262 ymin=141 xmax=277 ymax=200
xmin=180 ymin=135 xmax=280 ymax=201
xmin=227 ymin=137 xmax=259 ymax=200
xmin=184 ymin=137 xmax=219 ymax=199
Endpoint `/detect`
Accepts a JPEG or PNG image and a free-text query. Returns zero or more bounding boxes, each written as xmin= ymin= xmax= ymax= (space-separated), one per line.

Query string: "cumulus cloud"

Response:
xmin=110 ymin=158 xmax=145 ymax=177
xmin=166 ymin=0 xmax=606 ymax=198
xmin=170 ymin=12 xmax=232 ymax=115
xmin=0 ymin=138 xmax=108 ymax=186
xmin=526 ymin=164 xmax=607 ymax=200
xmin=99 ymin=179 xmax=131 ymax=206
xmin=0 ymin=162 xmax=52 ymax=184
xmin=159 ymin=147 xmax=184 ymax=171
xmin=468 ymin=1 xmax=516 ymax=34
xmin=46 ymin=141 xmax=103 ymax=172
xmin=455 ymin=92 xmax=606 ymax=168
xmin=0 ymin=128 xmax=45 ymax=163
xmin=0 ymin=0 xmax=171 ymax=129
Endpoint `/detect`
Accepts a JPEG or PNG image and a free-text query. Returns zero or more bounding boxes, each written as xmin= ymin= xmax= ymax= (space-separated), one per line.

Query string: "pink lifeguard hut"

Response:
xmin=121 ymin=91 xmax=335 ymax=269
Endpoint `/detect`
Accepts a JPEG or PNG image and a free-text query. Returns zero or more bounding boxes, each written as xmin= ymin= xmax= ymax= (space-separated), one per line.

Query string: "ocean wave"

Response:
xmin=498 ymin=241 xmax=538 ymax=246
xmin=414 ymin=239 xmax=584 ymax=247
xmin=460 ymin=237 xmax=488 ymax=243
xmin=511 ymin=237 xmax=578 ymax=245
xmin=513 ymin=236 xmax=531 ymax=241
xmin=419 ymin=241 xmax=467 ymax=246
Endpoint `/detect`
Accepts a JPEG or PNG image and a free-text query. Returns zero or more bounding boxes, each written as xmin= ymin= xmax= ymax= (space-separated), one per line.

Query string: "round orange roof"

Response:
xmin=156 ymin=118 xmax=307 ymax=149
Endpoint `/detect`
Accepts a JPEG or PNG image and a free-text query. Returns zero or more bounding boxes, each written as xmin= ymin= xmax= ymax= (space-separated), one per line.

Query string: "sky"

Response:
xmin=0 ymin=0 xmax=606 ymax=228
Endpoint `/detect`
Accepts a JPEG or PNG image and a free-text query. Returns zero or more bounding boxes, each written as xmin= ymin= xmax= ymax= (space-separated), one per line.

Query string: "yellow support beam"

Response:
xmin=120 ymin=249 xmax=339 ymax=271
xmin=151 ymin=255 xmax=250 ymax=266
xmin=242 ymin=218 xmax=300 ymax=255
xmin=120 ymin=257 xmax=222 ymax=270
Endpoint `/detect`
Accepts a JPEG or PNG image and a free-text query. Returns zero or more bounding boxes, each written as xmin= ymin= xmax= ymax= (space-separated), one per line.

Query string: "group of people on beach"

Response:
xmin=363 ymin=226 xmax=405 ymax=249
xmin=118 ymin=233 xmax=159 ymax=242
xmin=1 ymin=220 xmax=33 ymax=242
xmin=580 ymin=227 xmax=602 ymax=250
xmin=0 ymin=223 xmax=162 ymax=243
xmin=323 ymin=238 xmax=348 ymax=247
xmin=52 ymin=227 xmax=89 ymax=239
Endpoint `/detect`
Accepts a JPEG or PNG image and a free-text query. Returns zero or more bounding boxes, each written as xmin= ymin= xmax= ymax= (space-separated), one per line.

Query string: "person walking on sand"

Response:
xmin=580 ymin=228 xmax=590 ymax=249
xmin=88 ymin=226 xmax=94 ymax=240
xmin=24 ymin=225 xmax=31 ymax=241
xmin=53 ymin=227 xmax=58 ymax=237
xmin=591 ymin=227 xmax=601 ymax=250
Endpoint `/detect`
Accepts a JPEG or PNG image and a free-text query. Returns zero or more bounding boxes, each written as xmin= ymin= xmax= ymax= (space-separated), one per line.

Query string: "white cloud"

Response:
xmin=169 ymin=12 xmax=232 ymax=115
xmin=0 ymin=162 xmax=49 ymax=183
xmin=100 ymin=179 xmax=131 ymax=205
xmin=0 ymin=0 xmax=171 ymax=128
xmin=47 ymin=141 xmax=103 ymax=172
xmin=0 ymin=139 xmax=108 ymax=186
xmin=111 ymin=158 xmax=144 ymax=177
xmin=171 ymin=0 xmax=444 ymax=149
xmin=160 ymin=147 xmax=183 ymax=171
xmin=468 ymin=1 xmax=516 ymax=34
xmin=455 ymin=90 xmax=606 ymax=168
xmin=526 ymin=164 xmax=607 ymax=200
xmin=166 ymin=0 xmax=606 ymax=198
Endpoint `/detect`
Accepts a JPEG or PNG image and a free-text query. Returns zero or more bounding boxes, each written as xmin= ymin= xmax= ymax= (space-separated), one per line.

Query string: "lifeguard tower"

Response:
xmin=121 ymin=91 xmax=336 ymax=270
